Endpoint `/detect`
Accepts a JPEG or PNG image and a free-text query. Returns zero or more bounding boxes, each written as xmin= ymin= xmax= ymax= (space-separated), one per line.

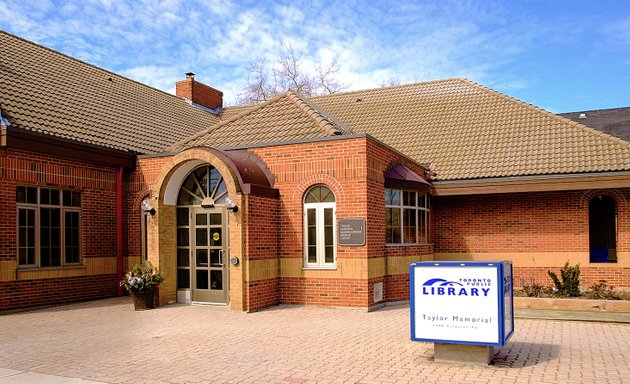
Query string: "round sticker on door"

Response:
xmin=213 ymin=232 xmax=220 ymax=241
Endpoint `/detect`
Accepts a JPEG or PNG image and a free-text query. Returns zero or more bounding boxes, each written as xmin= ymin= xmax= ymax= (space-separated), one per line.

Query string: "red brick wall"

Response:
xmin=0 ymin=274 xmax=117 ymax=310
xmin=124 ymin=156 xmax=170 ymax=267
xmin=243 ymin=195 xmax=279 ymax=310
xmin=0 ymin=148 xmax=119 ymax=310
xmin=434 ymin=189 xmax=630 ymax=288
xmin=279 ymin=277 xmax=369 ymax=307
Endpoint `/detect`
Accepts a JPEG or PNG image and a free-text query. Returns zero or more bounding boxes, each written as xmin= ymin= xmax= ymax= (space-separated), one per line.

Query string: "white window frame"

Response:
xmin=16 ymin=187 xmax=82 ymax=268
xmin=303 ymin=201 xmax=337 ymax=269
xmin=385 ymin=189 xmax=430 ymax=246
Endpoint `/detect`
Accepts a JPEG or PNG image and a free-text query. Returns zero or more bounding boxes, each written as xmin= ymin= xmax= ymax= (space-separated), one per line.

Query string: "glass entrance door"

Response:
xmin=191 ymin=208 xmax=228 ymax=304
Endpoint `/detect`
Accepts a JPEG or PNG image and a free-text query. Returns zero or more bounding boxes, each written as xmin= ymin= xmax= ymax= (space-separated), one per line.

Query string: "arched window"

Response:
xmin=303 ymin=185 xmax=336 ymax=268
xmin=177 ymin=165 xmax=227 ymax=206
xmin=589 ymin=195 xmax=617 ymax=263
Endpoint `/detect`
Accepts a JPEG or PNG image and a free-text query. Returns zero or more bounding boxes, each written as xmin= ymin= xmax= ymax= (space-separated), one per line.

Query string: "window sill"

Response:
xmin=385 ymin=243 xmax=433 ymax=247
xmin=17 ymin=264 xmax=86 ymax=272
xmin=302 ymin=266 xmax=337 ymax=271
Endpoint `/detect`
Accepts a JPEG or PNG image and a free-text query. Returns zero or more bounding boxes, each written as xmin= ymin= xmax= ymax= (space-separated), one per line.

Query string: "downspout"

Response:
xmin=117 ymin=165 xmax=124 ymax=296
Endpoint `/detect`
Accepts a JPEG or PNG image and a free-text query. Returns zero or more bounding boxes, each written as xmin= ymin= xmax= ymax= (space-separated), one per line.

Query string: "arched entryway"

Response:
xmin=151 ymin=147 xmax=277 ymax=310
xmin=176 ymin=164 xmax=231 ymax=304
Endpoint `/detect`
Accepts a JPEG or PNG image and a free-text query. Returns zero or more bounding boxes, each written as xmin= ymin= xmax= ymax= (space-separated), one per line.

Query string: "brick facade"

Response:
xmin=5 ymin=136 xmax=630 ymax=312
xmin=0 ymin=148 xmax=119 ymax=310
xmin=433 ymin=189 xmax=630 ymax=288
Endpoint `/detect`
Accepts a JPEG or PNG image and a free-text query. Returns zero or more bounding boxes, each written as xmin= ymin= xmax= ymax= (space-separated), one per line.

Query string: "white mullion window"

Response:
xmin=16 ymin=186 xmax=82 ymax=268
xmin=386 ymin=189 xmax=430 ymax=245
xmin=303 ymin=185 xmax=336 ymax=269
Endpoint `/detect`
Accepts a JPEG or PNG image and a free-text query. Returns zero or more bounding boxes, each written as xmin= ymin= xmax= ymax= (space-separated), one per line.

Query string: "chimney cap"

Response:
xmin=185 ymin=72 xmax=195 ymax=79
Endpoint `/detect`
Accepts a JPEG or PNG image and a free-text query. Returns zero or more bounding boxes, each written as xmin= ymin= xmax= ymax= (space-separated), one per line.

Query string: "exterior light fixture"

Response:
xmin=225 ymin=196 xmax=238 ymax=213
xmin=141 ymin=198 xmax=155 ymax=216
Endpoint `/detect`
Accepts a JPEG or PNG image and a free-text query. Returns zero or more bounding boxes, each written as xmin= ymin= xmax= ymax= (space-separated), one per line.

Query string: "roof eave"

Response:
xmin=433 ymin=171 xmax=630 ymax=196
xmin=1 ymin=126 xmax=137 ymax=168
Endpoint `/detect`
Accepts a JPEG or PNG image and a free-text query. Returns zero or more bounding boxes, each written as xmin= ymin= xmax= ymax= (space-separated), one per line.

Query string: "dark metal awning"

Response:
xmin=384 ymin=164 xmax=433 ymax=194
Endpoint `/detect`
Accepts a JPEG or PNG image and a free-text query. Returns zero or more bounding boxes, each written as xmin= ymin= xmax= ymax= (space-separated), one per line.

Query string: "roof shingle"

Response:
xmin=310 ymin=79 xmax=630 ymax=180
xmin=0 ymin=31 xmax=221 ymax=154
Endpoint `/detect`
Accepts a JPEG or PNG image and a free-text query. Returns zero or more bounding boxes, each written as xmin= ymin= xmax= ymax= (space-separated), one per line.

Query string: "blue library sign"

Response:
xmin=410 ymin=261 xmax=514 ymax=346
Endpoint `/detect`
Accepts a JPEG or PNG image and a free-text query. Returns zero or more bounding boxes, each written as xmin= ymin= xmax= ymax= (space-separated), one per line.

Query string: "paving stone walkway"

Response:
xmin=1 ymin=297 xmax=629 ymax=383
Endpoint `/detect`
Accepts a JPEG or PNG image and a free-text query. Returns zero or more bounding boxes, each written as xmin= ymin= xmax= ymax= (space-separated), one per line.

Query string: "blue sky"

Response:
xmin=1 ymin=0 xmax=628 ymax=112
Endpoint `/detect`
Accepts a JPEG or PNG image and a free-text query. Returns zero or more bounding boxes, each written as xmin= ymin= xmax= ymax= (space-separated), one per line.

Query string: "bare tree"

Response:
xmin=379 ymin=75 xmax=401 ymax=87
xmin=237 ymin=44 xmax=347 ymax=104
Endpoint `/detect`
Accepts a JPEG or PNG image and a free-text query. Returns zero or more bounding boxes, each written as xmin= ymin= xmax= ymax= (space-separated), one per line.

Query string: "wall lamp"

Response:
xmin=226 ymin=196 xmax=239 ymax=213
xmin=141 ymin=198 xmax=156 ymax=216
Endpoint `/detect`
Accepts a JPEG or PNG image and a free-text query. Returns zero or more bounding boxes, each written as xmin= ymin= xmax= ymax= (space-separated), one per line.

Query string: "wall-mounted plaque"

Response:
xmin=338 ymin=219 xmax=366 ymax=246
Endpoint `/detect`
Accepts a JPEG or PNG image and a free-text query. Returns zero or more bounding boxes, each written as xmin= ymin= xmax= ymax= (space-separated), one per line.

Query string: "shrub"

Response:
xmin=584 ymin=280 xmax=620 ymax=300
xmin=547 ymin=261 xmax=581 ymax=297
xmin=523 ymin=283 xmax=547 ymax=298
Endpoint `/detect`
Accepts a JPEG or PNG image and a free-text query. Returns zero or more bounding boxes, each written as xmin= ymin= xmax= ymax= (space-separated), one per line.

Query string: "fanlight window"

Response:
xmin=304 ymin=185 xmax=336 ymax=203
xmin=177 ymin=165 xmax=228 ymax=206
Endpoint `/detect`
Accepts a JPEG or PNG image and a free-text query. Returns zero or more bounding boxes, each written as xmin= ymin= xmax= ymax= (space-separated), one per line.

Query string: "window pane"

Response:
xmin=196 ymin=249 xmax=208 ymax=266
xmin=40 ymin=208 xmax=61 ymax=266
xmin=19 ymin=248 xmax=27 ymax=266
xmin=177 ymin=268 xmax=190 ymax=289
xmin=210 ymin=249 xmax=222 ymax=266
xmin=177 ymin=208 xmax=189 ymax=226
xmin=16 ymin=187 xmax=26 ymax=203
xmin=307 ymin=209 xmax=316 ymax=226
xmin=308 ymin=246 xmax=317 ymax=263
xmin=26 ymin=187 xmax=37 ymax=204
xmin=324 ymin=208 xmax=333 ymax=226
xmin=403 ymin=191 xmax=416 ymax=207
xmin=177 ymin=249 xmax=189 ymax=267
xmin=18 ymin=208 xmax=36 ymax=266
xmin=419 ymin=211 xmax=427 ymax=243
xmin=209 ymin=213 xmax=221 ymax=226
xmin=385 ymin=189 xmax=400 ymax=206
xmin=177 ymin=228 xmax=189 ymax=246
xmin=386 ymin=208 xmax=401 ymax=243
xmin=325 ymin=246 xmax=334 ymax=264
xmin=196 ymin=228 xmax=208 ymax=246
xmin=196 ymin=270 xmax=208 ymax=289
xmin=403 ymin=208 xmax=417 ymax=243
xmin=64 ymin=211 xmax=80 ymax=263
xmin=210 ymin=270 xmax=223 ymax=290
xmin=40 ymin=189 xmax=50 ymax=205
xmin=50 ymin=190 xmax=60 ymax=206
xmin=210 ymin=229 xmax=222 ymax=246
xmin=308 ymin=227 xmax=316 ymax=246
xmin=195 ymin=213 xmax=207 ymax=226
xmin=418 ymin=194 xmax=427 ymax=208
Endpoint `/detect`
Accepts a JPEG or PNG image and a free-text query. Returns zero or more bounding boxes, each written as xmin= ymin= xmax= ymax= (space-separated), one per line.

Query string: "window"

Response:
xmin=303 ymin=185 xmax=336 ymax=268
xmin=16 ymin=186 xmax=81 ymax=267
xmin=589 ymin=195 xmax=617 ymax=263
xmin=385 ymin=189 xmax=429 ymax=244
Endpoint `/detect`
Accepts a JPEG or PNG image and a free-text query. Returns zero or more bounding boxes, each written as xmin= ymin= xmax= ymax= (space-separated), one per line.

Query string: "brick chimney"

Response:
xmin=176 ymin=72 xmax=223 ymax=110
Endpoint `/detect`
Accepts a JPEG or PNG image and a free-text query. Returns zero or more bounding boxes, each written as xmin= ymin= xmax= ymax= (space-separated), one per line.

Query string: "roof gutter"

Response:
xmin=432 ymin=171 xmax=630 ymax=196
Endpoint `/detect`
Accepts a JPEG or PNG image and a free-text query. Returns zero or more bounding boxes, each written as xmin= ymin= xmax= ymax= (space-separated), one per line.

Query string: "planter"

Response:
xmin=131 ymin=289 xmax=155 ymax=311
xmin=514 ymin=297 xmax=630 ymax=313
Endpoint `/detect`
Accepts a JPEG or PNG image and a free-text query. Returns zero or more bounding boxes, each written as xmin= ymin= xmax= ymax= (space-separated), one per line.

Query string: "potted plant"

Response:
xmin=120 ymin=263 xmax=164 ymax=310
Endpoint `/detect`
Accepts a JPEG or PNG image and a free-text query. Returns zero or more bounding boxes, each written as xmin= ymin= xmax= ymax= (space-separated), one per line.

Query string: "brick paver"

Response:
xmin=1 ymin=298 xmax=629 ymax=383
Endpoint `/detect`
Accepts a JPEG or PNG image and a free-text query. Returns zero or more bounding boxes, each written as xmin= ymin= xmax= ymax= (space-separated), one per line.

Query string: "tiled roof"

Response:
xmin=0 ymin=31 xmax=221 ymax=154
xmin=310 ymin=79 xmax=630 ymax=180
xmin=170 ymin=90 xmax=350 ymax=151
xmin=560 ymin=107 xmax=630 ymax=143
